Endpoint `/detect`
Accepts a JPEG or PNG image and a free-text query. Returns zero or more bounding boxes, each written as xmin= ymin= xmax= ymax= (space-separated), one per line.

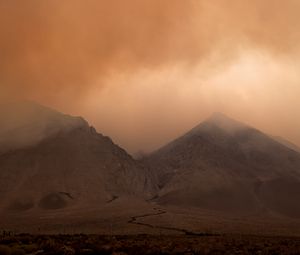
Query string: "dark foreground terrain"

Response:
xmin=0 ymin=234 xmax=300 ymax=255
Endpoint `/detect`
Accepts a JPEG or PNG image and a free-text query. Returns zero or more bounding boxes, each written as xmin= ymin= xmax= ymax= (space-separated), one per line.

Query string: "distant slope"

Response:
xmin=0 ymin=101 xmax=88 ymax=154
xmin=144 ymin=113 xmax=300 ymax=218
xmin=272 ymin=136 xmax=300 ymax=153
xmin=0 ymin=102 xmax=157 ymax=213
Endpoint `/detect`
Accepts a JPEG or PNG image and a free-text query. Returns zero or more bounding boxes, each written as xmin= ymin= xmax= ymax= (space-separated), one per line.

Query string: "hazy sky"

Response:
xmin=1 ymin=0 xmax=300 ymax=153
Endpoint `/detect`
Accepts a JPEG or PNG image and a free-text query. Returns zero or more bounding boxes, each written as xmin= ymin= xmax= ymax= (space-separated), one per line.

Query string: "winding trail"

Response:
xmin=128 ymin=208 xmax=218 ymax=236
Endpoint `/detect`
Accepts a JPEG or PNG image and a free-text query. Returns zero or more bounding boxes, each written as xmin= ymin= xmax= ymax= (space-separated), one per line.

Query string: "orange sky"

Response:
xmin=1 ymin=0 xmax=300 ymax=153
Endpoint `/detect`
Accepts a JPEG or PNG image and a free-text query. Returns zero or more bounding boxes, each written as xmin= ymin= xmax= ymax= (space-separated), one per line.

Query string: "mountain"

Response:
xmin=0 ymin=101 xmax=88 ymax=154
xmin=144 ymin=113 xmax=300 ymax=218
xmin=0 ymin=101 xmax=156 ymax=213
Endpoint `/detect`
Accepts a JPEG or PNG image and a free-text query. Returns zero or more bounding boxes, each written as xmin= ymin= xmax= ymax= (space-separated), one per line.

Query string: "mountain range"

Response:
xmin=1 ymin=101 xmax=300 ymax=230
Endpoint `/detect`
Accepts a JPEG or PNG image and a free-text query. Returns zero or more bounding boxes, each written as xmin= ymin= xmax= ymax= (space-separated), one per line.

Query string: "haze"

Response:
xmin=1 ymin=0 xmax=300 ymax=153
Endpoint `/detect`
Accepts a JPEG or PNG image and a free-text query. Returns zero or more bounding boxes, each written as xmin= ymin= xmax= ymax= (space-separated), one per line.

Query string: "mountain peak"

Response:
xmin=0 ymin=100 xmax=89 ymax=153
xmin=208 ymin=112 xmax=237 ymax=123
xmin=204 ymin=112 xmax=248 ymax=133
xmin=210 ymin=111 xmax=228 ymax=119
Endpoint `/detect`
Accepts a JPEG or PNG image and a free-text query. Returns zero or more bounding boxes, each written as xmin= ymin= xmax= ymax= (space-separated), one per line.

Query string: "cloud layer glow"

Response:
xmin=1 ymin=0 xmax=300 ymax=153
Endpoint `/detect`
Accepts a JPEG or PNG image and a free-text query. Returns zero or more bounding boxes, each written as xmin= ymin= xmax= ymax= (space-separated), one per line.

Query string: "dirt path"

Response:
xmin=128 ymin=208 xmax=218 ymax=236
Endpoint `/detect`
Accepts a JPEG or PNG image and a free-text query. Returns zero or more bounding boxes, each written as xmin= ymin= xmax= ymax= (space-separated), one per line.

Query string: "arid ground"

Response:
xmin=1 ymin=233 xmax=300 ymax=255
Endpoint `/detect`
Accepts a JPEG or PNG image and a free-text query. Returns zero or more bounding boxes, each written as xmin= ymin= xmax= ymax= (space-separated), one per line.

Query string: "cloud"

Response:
xmin=1 ymin=0 xmax=300 ymax=152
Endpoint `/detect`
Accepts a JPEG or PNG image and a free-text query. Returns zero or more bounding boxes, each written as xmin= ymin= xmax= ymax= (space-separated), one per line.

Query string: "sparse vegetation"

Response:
xmin=0 ymin=234 xmax=299 ymax=255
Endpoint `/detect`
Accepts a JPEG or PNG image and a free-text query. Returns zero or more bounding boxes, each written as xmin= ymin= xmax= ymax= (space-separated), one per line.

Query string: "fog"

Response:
xmin=1 ymin=0 xmax=300 ymax=153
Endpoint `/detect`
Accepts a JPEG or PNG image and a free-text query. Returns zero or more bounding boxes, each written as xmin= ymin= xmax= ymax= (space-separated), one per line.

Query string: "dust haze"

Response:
xmin=1 ymin=0 xmax=300 ymax=153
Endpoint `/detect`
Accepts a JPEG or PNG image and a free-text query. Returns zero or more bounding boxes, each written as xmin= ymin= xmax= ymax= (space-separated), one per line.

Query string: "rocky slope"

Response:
xmin=0 ymin=102 xmax=156 ymax=213
xmin=273 ymin=136 xmax=300 ymax=153
xmin=144 ymin=113 xmax=300 ymax=218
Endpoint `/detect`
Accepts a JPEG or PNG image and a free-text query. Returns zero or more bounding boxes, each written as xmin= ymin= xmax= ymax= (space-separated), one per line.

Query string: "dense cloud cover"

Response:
xmin=1 ymin=0 xmax=300 ymax=153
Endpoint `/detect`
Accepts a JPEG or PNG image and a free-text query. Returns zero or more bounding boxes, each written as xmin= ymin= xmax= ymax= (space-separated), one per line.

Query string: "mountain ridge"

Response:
xmin=0 ymin=100 xmax=89 ymax=154
xmin=144 ymin=112 xmax=300 ymax=218
xmin=1 ymin=104 xmax=300 ymax=221
xmin=0 ymin=101 xmax=157 ymax=214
